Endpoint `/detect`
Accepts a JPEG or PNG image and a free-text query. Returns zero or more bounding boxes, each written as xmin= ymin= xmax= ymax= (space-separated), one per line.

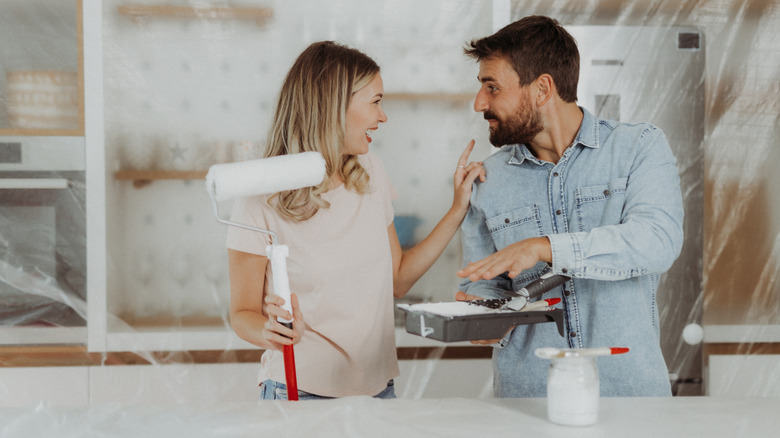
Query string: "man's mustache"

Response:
xmin=484 ymin=111 xmax=498 ymax=120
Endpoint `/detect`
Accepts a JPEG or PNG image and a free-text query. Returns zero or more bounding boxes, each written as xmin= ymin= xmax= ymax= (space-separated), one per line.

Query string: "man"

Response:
xmin=456 ymin=15 xmax=684 ymax=397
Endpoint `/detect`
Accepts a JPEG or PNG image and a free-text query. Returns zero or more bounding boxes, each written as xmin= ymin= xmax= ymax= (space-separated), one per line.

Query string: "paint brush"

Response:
xmin=535 ymin=347 xmax=630 ymax=359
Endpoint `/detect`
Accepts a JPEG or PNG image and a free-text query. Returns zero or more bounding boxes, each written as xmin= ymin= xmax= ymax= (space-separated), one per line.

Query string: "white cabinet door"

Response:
xmin=89 ymin=363 xmax=261 ymax=404
xmin=0 ymin=366 xmax=89 ymax=407
xmin=708 ymin=355 xmax=780 ymax=397
xmin=397 ymin=359 xmax=493 ymax=399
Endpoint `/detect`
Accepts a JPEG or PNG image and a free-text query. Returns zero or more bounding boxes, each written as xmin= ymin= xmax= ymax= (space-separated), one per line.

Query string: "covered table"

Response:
xmin=1 ymin=396 xmax=777 ymax=437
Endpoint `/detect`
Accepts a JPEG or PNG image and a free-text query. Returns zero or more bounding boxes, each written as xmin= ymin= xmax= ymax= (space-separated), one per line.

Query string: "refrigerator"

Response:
xmin=566 ymin=25 xmax=705 ymax=395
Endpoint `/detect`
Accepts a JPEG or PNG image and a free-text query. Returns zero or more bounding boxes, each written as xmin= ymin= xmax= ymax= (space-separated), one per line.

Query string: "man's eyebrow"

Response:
xmin=478 ymin=75 xmax=496 ymax=83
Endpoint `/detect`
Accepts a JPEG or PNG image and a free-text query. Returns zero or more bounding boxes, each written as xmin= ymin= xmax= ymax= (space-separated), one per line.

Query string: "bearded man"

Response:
xmin=455 ymin=15 xmax=684 ymax=398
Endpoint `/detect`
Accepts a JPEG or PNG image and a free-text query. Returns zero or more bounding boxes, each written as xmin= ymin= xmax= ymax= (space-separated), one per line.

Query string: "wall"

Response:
xmin=102 ymin=0 xmax=493 ymax=324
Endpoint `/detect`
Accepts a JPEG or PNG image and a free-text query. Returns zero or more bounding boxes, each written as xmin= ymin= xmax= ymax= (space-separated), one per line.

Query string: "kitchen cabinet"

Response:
xmin=0 ymin=0 xmax=87 ymax=348
xmin=0 ymin=0 xmax=83 ymax=135
xmin=0 ymin=366 xmax=89 ymax=408
xmin=117 ymin=4 xmax=273 ymax=25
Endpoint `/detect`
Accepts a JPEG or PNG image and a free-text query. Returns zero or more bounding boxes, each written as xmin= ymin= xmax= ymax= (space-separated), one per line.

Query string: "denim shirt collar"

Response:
xmin=507 ymin=106 xmax=599 ymax=166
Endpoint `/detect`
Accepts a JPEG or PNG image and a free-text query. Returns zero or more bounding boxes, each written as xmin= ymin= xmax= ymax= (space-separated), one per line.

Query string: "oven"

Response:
xmin=0 ymin=136 xmax=86 ymax=343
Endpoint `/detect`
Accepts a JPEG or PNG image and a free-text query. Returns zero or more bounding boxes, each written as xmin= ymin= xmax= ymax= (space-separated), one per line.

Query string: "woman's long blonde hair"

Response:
xmin=265 ymin=41 xmax=378 ymax=221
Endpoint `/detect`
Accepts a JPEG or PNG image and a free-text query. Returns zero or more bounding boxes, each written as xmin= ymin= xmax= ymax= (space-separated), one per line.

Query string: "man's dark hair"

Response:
xmin=464 ymin=15 xmax=580 ymax=103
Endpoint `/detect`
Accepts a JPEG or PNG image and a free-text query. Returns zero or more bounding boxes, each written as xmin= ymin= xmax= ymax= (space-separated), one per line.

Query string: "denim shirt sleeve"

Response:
xmin=458 ymin=190 xmax=513 ymax=299
xmin=548 ymin=126 xmax=684 ymax=280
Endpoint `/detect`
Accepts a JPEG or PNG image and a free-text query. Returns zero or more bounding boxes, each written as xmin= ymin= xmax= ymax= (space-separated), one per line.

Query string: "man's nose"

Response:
xmin=473 ymin=89 xmax=488 ymax=113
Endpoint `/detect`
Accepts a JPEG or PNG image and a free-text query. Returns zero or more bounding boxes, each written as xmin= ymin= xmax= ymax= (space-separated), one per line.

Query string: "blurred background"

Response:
xmin=0 ymin=0 xmax=778 ymax=406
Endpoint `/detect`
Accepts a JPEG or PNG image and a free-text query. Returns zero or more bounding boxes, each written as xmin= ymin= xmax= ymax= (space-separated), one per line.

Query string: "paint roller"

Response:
xmin=206 ymin=151 xmax=327 ymax=401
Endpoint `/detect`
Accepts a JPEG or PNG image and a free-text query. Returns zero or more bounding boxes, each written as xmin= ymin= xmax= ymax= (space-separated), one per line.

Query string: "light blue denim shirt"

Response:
xmin=459 ymin=107 xmax=684 ymax=397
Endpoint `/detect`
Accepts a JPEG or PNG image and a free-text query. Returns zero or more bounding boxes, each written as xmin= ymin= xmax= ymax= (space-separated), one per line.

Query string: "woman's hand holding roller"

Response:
xmin=262 ymin=293 xmax=305 ymax=351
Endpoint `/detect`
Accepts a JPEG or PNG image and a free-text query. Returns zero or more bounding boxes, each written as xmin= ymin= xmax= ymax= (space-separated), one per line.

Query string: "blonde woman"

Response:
xmin=227 ymin=41 xmax=484 ymax=400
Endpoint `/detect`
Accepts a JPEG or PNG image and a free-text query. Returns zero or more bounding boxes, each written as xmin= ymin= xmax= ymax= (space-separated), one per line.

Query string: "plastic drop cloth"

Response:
xmin=2 ymin=397 xmax=780 ymax=437
xmin=2 ymin=0 xmax=780 ymax=423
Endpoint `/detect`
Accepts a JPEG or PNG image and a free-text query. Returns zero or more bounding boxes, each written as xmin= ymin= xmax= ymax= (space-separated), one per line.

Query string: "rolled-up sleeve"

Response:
xmin=548 ymin=126 xmax=684 ymax=280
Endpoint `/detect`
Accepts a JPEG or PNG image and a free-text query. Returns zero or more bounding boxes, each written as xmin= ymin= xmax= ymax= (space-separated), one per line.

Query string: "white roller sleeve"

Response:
xmin=267 ymin=244 xmax=293 ymax=323
xmin=205 ymin=151 xmax=326 ymax=201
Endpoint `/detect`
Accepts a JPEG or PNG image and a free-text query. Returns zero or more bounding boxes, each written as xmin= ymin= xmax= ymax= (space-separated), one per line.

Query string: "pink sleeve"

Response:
xmin=225 ymin=196 xmax=272 ymax=255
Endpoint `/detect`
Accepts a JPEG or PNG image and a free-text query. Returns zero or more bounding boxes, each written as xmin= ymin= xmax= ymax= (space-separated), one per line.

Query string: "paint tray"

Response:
xmin=397 ymin=303 xmax=564 ymax=342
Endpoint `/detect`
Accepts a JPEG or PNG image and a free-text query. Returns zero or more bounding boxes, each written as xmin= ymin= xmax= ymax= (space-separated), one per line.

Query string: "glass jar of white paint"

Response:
xmin=546 ymin=355 xmax=600 ymax=426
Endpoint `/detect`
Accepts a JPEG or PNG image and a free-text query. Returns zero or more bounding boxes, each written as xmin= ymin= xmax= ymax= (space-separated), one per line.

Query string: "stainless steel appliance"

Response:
xmin=566 ymin=25 xmax=705 ymax=395
xmin=0 ymin=136 xmax=86 ymax=344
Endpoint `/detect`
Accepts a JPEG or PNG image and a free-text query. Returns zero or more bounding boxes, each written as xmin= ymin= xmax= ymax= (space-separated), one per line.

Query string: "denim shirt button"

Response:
xmin=553 ymin=172 xmax=559 ymax=177
xmin=604 ymin=189 xmax=610 ymax=196
xmin=570 ymin=331 xmax=577 ymax=338
xmin=561 ymin=268 xmax=568 ymax=274
xmin=564 ymin=290 xmax=571 ymax=296
xmin=556 ymin=209 xmax=562 ymax=215
xmin=504 ymin=218 xmax=510 ymax=223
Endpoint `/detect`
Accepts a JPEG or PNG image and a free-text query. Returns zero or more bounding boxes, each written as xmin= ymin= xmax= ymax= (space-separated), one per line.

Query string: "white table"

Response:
xmin=1 ymin=396 xmax=777 ymax=437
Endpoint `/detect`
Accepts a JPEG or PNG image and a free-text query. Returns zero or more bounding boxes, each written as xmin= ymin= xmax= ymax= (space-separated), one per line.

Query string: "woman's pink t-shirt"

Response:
xmin=226 ymin=152 xmax=399 ymax=397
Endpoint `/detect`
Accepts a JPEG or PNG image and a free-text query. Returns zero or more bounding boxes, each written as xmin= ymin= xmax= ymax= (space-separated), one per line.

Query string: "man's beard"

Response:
xmin=485 ymin=100 xmax=543 ymax=147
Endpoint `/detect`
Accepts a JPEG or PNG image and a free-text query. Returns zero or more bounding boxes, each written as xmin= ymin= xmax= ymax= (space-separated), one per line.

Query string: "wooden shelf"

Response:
xmin=115 ymin=169 xmax=207 ymax=188
xmin=0 ymin=345 xmax=263 ymax=366
xmin=118 ymin=4 xmax=273 ymax=25
xmin=0 ymin=128 xmax=84 ymax=137
xmin=384 ymin=92 xmax=474 ymax=102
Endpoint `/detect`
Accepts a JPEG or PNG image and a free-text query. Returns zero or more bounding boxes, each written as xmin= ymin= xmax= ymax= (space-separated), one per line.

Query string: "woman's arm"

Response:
xmin=390 ymin=140 xmax=485 ymax=298
xmin=228 ymin=248 xmax=304 ymax=350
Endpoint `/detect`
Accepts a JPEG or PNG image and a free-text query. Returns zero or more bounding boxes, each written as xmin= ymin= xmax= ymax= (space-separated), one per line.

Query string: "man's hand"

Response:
xmin=457 ymin=237 xmax=552 ymax=281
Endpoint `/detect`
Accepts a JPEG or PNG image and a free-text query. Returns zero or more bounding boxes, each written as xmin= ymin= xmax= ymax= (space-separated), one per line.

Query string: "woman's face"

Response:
xmin=343 ymin=73 xmax=387 ymax=155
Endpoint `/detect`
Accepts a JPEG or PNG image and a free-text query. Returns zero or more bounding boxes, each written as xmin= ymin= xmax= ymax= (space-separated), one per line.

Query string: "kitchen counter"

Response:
xmin=1 ymin=396 xmax=777 ymax=437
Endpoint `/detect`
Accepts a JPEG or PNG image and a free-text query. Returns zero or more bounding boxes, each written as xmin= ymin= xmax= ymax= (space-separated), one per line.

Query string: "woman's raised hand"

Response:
xmin=452 ymin=140 xmax=486 ymax=212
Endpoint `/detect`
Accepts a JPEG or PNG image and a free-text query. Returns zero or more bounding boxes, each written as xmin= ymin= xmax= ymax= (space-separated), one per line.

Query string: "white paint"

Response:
xmin=546 ymin=356 xmax=600 ymax=426
xmin=402 ymin=301 xmax=502 ymax=316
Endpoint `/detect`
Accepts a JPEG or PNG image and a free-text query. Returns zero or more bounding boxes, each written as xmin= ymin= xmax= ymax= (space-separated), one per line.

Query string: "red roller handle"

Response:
xmin=283 ymin=345 xmax=298 ymax=401
xmin=280 ymin=320 xmax=298 ymax=401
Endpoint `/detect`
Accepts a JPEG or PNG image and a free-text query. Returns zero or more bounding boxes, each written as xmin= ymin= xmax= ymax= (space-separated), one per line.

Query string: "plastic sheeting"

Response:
xmin=2 ymin=397 xmax=780 ymax=437
xmin=1 ymin=0 xmax=780 ymax=412
xmin=0 ymin=172 xmax=87 ymax=327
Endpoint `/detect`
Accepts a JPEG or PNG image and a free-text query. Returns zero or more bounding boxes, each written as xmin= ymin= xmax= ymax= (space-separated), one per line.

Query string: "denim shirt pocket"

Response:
xmin=485 ymin=205 xmax=544 ymax=250
xmin=574 ymin=178 xmax=628 ymax=232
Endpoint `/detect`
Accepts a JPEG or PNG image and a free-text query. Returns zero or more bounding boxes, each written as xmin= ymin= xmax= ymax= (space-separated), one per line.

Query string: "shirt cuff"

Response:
xmin=547 ymin=233 xmax=579 ymax=277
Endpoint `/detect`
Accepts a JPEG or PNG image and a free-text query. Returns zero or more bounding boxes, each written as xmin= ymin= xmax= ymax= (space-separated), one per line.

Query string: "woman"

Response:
xmin=226 ymin=41 xmax=484 ymax=400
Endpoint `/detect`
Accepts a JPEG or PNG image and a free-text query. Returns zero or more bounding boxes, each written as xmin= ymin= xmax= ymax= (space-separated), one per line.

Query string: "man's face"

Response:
xmin=474 ymin=57 xmax=543 ymax=147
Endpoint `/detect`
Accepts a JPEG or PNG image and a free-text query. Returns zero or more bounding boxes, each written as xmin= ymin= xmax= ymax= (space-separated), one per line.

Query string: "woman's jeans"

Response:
xmin=259 ymin=379 xmax=396 ymax=400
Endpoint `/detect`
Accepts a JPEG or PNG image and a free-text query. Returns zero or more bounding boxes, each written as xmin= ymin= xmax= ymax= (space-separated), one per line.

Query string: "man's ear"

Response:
xmin=535 ymin=74 xmax=555 ymax=106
